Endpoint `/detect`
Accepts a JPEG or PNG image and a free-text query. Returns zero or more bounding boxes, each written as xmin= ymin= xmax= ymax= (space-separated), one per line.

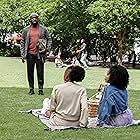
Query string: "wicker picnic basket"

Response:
xmin=88 ymin=99 xmax=99 ymax=117
xmin=88 ymin=84 xmax=105 ymax=118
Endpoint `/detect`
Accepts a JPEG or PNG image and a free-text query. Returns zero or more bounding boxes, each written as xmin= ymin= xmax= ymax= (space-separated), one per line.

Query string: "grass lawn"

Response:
xmin=0 ymin=56 xmax=140 ymax=140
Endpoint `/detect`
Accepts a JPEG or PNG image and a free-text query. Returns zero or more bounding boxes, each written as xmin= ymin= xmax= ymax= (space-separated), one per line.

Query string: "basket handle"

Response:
xmin=89 ymin=92 xmax=99 ymax=100
xmin=89 ymin=84 xmax=105 ymax=100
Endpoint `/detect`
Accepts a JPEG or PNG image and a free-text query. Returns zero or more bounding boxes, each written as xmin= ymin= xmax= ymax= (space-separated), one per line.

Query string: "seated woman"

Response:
xmin=97 ymin=65 xmax=133 ymax=127
xmin=42 ymin=65 xmax=88 ymax=130
xmin=55 ymin=55 xmax=65 ymax=68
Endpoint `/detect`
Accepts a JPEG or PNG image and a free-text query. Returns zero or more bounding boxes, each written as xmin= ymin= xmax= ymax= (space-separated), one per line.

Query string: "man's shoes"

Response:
xmin=28 ymin=89 xmax=35 ymax=95
xmin=38 ymin=90 xmax=44 ymax=95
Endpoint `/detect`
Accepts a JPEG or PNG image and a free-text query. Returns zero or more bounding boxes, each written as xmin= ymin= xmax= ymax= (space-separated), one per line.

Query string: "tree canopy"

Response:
xmin=87 ymin=0 xmax=140 ymax=63
xmin=0 ymin=0 xmax=140 ymax=61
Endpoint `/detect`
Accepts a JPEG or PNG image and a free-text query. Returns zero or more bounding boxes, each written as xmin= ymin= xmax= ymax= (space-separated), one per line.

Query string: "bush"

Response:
xmin=0 ymin=43 xmax=20 ymax=57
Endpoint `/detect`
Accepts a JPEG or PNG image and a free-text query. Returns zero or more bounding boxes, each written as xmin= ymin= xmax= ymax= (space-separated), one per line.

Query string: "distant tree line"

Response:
xmin=0 ymin=0 xmax=140 ymax=63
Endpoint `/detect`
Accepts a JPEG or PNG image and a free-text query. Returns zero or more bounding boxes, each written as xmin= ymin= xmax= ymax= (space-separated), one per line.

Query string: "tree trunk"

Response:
xmin=116 ymin=30 xmax=125 ymax=65
xmin=117 ymin=37 xmax=123 ymax=65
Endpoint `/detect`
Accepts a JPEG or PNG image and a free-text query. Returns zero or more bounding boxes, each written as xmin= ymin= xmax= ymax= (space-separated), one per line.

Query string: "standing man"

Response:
xmin=20 ymin=13 xmax=50 ymax=95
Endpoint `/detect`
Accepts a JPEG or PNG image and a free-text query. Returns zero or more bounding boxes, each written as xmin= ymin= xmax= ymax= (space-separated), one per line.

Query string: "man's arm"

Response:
xmin=76 ymin=43 xmax=86 ymax=53
xmin=20 ymin=29 xmax=26 ymax=60
xmin=44 ymin=27 xmax=52 ymax=55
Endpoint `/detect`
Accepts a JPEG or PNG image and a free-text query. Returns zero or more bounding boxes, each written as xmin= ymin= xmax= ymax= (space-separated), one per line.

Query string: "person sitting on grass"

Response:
xmin=41 ymin=66 xmax=88 ymax=128
xmin=41 ymin=65 xmax=88 ymax=130
xmin=97 ymin=65 xmax=133 ymax=127
xmin=54 ymin=55 xmax=65 ymax=68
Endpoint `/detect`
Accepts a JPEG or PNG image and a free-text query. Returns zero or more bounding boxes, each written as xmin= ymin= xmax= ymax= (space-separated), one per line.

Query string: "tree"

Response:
xmin=87 ymin=0 xmax=140 ymax=64
xmin=46 ymin=0 xmax=94 ymax=51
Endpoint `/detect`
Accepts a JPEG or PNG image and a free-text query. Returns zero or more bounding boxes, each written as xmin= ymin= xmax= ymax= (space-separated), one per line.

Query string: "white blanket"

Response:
xmin=19 ymin=109 xmax=140 ymax=131
xmin=19 ymin=98 xmax=140 ymax=130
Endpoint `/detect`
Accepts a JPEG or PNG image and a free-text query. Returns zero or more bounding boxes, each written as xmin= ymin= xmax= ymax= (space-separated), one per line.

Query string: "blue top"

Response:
xmin=97 ymin=84 xmax=128 ymax=125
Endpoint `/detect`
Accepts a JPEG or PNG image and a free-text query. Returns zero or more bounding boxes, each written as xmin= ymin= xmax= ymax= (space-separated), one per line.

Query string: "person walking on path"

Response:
xmin=76 ymin=39 xmax=88 ymax=69
xmin=20 ymin=13 xmax=50 ymax=95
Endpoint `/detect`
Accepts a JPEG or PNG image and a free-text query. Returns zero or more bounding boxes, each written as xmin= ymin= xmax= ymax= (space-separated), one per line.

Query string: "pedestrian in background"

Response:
xmin=76 ymin=39 xmax=88 ymax=69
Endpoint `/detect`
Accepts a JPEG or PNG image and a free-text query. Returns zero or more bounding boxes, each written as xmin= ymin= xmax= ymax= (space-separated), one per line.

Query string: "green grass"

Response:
xmin=0 ymin=57 xmax=140 ymax=140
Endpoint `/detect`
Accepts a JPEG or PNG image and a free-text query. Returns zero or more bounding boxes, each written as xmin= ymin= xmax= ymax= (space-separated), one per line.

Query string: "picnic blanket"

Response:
xmin=19 ymin=109 xmax=140 ymax=131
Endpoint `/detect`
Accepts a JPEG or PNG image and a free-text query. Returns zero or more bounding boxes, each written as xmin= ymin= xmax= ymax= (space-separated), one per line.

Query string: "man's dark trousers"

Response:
xmin=26 ymin=53 xmax=44 ymax=91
